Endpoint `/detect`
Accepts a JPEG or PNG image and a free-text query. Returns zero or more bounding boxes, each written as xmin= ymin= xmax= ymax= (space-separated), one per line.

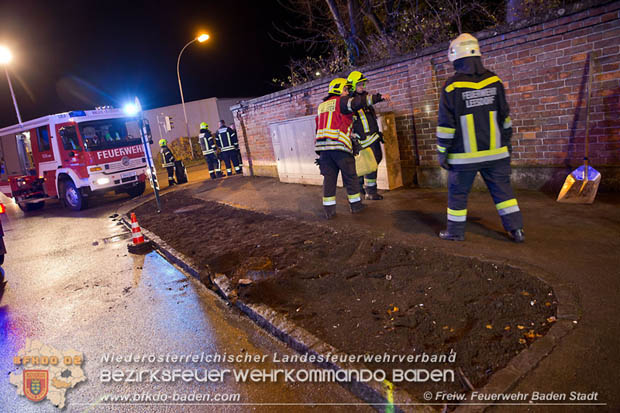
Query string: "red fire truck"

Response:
xmin=0 ymin=107 xmax=148 ymax=211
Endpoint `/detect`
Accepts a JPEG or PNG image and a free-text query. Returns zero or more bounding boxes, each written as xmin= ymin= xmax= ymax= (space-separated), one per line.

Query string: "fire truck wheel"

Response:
xmin=62 ymin=180 xmax=87 ymax=211
xmin=18 ymin=201 xmax=45 ymax=212
xmin=126 ymin=181 xmax=146 ymax=198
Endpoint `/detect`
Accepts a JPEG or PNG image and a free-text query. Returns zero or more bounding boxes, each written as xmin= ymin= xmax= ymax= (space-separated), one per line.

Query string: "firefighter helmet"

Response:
xmin=159 ymin=139 xmax=167 ymax=147
xmin=328 ymin=78 xmax=346 ymax=95
xmin=346 ymin=71 xmax=368 ymax=92
xmin=200 ymin=122 xmax=208 ymax=129
xmin=448 ymin=33 xmax=481 ymax=62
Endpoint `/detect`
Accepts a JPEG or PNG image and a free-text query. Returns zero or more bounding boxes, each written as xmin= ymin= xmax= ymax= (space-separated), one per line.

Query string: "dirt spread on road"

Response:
xmin=132 ymin=190 xmax=557 ymax=401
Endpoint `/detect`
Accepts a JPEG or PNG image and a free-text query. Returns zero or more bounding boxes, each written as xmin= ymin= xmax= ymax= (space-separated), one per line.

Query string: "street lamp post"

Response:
xmin=0 ymin=46 xmax=22 ymax=124
xmin=176 ymin=33 xmax=209 ymax=160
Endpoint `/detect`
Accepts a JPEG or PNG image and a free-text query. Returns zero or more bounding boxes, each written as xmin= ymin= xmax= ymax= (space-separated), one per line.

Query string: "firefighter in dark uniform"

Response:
xmin=315 ymin=78 xmax=372 ymax=219
xmin=437 ymin=33 xmax=524 ymax=242
xmin=229 ymin=123 xmax=243 ymax=174
xmin=159 ymin=139 xmax=176 ymax=186
xmin=198 ymin=122 xmax=220 ymax=179
xmin=346 ymin=71 xmax=390 ymax=200
xmin=215 ymin=120 xmax=241 ymax=176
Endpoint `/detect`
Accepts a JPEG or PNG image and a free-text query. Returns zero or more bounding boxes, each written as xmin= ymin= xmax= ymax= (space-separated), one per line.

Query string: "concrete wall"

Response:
xmin=143 ymin=96 xmax=250 ymax=159
xmin=232 ymin=1 xmax=620 ymax=191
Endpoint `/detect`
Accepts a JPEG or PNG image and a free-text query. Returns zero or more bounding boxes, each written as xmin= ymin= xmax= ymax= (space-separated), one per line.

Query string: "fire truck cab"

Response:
xmin=0 ymin=108 xmax=148 ymax=211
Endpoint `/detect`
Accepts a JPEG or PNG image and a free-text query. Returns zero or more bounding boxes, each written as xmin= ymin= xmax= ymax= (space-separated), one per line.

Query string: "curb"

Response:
xmin=118 ymin=191 xmax=581 ymax=413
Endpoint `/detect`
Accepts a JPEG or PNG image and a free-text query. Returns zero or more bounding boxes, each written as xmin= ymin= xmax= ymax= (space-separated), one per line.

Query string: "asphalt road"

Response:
xmin=0 ymin=193 xmax=372 ymax=412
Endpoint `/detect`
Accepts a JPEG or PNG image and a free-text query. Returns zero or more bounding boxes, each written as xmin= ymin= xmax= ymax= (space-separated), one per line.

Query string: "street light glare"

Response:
xmin=123 ymin=103 xmax=139 ymax=116
xmin=0 ymin=46 xmax=12 ymax=65
xmin=197 ymin=34 xmax=210 ymax=43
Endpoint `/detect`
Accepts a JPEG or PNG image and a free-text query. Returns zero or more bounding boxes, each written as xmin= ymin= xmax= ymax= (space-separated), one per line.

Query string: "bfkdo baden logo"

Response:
xmin=10 ymin=339 xmax=86 ymax=409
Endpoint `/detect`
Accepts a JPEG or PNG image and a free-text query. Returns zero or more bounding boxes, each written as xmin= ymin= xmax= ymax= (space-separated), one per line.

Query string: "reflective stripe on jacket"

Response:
xmin=351 ymin=92 xmax=383 ymax=148
xmin=437 ymin=70 xmax=513 ymax=170
xmin=199 ymin=129 xmax=216 ymax=155
xmin=160 ymin=146 xmax=175 ymax=167
xmin=215 ymin=127 xmax=238 ymax=151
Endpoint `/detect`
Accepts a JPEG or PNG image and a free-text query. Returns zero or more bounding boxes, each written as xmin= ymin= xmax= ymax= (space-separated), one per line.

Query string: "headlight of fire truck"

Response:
xmin=96 ymin=178 xmax=110 ymax=186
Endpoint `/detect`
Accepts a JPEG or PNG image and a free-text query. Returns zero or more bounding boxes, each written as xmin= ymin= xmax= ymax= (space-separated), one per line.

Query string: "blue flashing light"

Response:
xmin=69 ymin=110 xmax=86 ymax=117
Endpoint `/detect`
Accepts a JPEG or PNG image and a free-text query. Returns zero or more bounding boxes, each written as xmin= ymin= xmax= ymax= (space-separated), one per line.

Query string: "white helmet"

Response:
xmin=448 ymin=33 xmax=481 ymax=62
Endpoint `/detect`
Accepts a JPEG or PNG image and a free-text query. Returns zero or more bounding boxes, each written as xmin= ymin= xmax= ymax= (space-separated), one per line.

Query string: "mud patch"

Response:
xmin=132 ymin=191 xmax=557 ymax=401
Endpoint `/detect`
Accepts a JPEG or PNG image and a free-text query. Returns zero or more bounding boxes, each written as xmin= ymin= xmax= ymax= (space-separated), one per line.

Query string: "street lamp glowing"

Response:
xmin=0 ymin=46 xmax=12 ymax=65
xmin=197 ymin=34 xmax=210 ymax=43
xmin=123 ymin=103 xmax=139 ymax=116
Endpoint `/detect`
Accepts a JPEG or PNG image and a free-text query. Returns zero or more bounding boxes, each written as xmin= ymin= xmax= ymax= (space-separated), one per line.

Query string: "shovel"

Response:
xmin=557 ymin=53 xmax=601 ymax=204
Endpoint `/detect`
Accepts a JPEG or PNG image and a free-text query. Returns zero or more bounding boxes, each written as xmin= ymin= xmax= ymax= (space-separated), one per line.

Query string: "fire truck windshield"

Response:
xmin=78 ymin=118 xmax=142 ymax=152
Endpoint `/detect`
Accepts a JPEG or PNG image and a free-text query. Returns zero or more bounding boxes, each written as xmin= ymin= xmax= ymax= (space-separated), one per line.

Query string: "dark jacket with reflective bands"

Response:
xmin=199 ymin=128 xmax=216 ymax=155
xmin=160 ymin=146 xmax=175 ymax=167
xmin=215 ymin=127 xmax=238 ymax=152
xmin=437 ymin=67 xmax=513 ymax=171
xmin=350 ymin=91 xmax=384 ymax=148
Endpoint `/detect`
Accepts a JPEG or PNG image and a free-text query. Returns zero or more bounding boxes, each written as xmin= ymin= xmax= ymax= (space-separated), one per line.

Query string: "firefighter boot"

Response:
xmin=365 ymin=193 xmax=384 ymax=200
xmin=439 ymin=221 xmax=465 ymax=241
xmin=324 ymin=205 xmax=337 ymax=220
xmin=509 ymin=229 xmax=525 ymax=243
xmin=439 ymin=230 xmax=465 ymax=241
xmin=349 ymin=201 xmax=366 ymax=214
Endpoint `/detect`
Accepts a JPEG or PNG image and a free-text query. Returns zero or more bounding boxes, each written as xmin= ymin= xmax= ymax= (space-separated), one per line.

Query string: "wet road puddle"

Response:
xmin=102 ymin=233 xmax=132 ymax=244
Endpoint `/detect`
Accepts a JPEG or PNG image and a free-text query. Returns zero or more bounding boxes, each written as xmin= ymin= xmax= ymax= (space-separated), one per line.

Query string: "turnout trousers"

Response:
xmin=318 ymin=150 xmax=362 ymax=214
xmin=165 ymin=166 xmax=175 ymax=186
xmin=358 ymin=140 xmax=383 ymax=195
xmin=220 ymin=150 xmax=241 ymax=175
xmin=204 ymin=153 xmax=220 ymax=179
xmin=447 ymin=160 xmax=523 ymax=235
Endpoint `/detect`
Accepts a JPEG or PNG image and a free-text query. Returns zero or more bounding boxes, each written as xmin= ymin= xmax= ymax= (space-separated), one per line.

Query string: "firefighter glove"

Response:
xmin=438 ymin=152 xmax=450 ymax=170
xmin=352 ymin=138 xmax=362 ymax=156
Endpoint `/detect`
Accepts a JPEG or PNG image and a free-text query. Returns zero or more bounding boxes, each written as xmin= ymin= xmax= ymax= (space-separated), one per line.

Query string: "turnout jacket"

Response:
xmin=437 ymin=58 xmax=513 ymax=171
xmin=314 ymin=94 xmax=371 ymax=154
xmin=350 ymin=91 xmax=384 ymax=148
xmin=198 ymin=128 xmax=217 ymax=155
xmin=215 ymin=127 xmax=238 ymax=152
xmin=160 ymin=145 xmax=175 ymax=168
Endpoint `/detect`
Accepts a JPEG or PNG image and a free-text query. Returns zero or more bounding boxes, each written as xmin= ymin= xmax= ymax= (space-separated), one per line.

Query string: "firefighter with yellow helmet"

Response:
xmin=436 ymin=33 xmax=524 ymax=242
xmin=314 ymin=77 xmax=373 ymax=219
xmin=198 ymin=122 xmax=220 ymax=179
xmin=159 ymin=139 xmax=177 ymax=186
xmin=346 ymin=71 xmax=390 ymax=200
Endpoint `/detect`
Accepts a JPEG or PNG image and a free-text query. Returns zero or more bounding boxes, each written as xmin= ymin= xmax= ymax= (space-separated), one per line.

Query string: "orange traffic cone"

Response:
xmin=127 ymin=212 xmax=152 ymax=254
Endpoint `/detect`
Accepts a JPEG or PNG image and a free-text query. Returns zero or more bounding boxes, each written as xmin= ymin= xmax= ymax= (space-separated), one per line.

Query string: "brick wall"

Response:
xmin=233 ymin=1 xmax=620 ymax=190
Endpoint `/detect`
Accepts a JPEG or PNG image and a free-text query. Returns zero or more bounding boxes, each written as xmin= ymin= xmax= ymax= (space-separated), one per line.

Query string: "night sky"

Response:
xmin=0 ymin=0 xmax=303 ymax=127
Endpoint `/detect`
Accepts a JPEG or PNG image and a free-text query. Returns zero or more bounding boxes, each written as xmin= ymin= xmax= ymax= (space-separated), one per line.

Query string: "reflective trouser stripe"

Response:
xmin=489 ymin=111 xmax=500 ymax=149
xmin=162 ymin=163 xmax=173 ymax=167
xmin=460 ymin=114 xmax=477 ymax=153
xmin=347 ymin=193 xmax=361 ymax=203
xmin=365 ymin=178 xmax=377 ymax=187
xmin=323 ymin=196 xmax=336 ymax=206
xmin=447 ymin=208 xmax=467 ymax=222
xmin=437 ymin=145 xmax=446 ymax=153
xmin=496 ymin=199 xmax=520 ymax=216
xmin=235 ymin=166 xmax=241 ymax=171
xmin=208 ymin=170 xmax=214 ymax=173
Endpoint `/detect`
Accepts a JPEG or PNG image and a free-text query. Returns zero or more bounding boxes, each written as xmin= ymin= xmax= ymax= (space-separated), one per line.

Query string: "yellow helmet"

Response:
xmin=328 ymin=78 xmax=346 ymax=95
xmin=346 ymin=71 xmax=367 ymax=92
xmin=448 ymin=33 xmax=481 ymax=62
xmin=159 ymin=139 xmax=167 ymax=147
xmin=200 ymin=122 xmax=208 ymax=129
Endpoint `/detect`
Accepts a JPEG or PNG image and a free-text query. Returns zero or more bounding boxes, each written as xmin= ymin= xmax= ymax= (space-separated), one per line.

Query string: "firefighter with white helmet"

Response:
xmin=315 ymin=77 xmax=373 ymax=219
xmin=198 ymin=122 xmax=220 ymax=179
xmin=159 ymin=139 xmax=177 ymax=186
xmin=437 ymin=33 xmax=524 ymax=242
xmin=346 ymin=70 xmax=390 ymax=200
